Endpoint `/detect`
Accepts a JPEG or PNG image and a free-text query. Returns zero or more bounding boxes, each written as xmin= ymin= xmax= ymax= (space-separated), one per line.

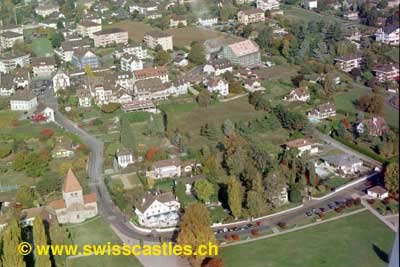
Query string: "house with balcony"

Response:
xmin=373 ymin=64 xmax=399 ymax=82
xmin=237 ymin=8 xmax=265 ymax=25
xmin=31 ymin=57 xmax=56 ymax=78
xmin=284 ymin=87 xmax=310 ymax=102
xmin=282 ymin=138 xmax=319 ymax=156
xmin=308 ymin=102 xmax=336 ymax=120
xmin=206 ymin=77 xmax=229 ymax=96
xmin=116 ymin=148 xmax=135 ymax=168
xmin=375 ymin=24 xmax=399 ymax=46
xmin=71 ymin=49 xmax=99 ymax=69
xmin=144 ymin=31 xmax=173 ymax=51
xmin=10 ymin=89 xmax=38 ymax=111
xmin=147 ymin=158 xmax=182 ymax=179
xmin=120 ymin=53 xmax=143 ymax=72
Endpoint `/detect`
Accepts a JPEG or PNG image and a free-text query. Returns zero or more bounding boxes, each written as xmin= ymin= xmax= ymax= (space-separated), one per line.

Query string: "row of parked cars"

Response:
xmin=305 ymin=198 xmax=354 ymax=216
xmin=214 ymin=222 xmax=261 ymax=235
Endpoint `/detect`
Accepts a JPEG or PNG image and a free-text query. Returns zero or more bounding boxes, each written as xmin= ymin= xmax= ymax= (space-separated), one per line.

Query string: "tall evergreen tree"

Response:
xmin=227 ymin=176 xmax=242 ymax=218
xmin=1 ymin=220 xmax=24 ymax=267
xmin=33 ymin=217 xmax=51 ymax=267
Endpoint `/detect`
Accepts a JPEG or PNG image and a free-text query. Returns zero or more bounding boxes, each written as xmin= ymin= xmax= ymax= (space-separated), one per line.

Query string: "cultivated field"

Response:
xmin=221 ymin=211 xmax=395 ymax=267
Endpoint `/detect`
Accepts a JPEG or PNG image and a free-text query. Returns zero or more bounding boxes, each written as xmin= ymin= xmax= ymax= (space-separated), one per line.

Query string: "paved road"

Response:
xmin=313 ymin=129 xmax=382 ymax=167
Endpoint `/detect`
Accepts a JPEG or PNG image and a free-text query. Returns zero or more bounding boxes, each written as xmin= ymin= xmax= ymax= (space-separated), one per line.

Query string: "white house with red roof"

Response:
xmin=206 ymin=77 xmax=229 ymax=96
xmin=48 ymin=169 xmax=98 ymax=224
xmin=222 ymin=39 xmax=261 ymax=67
xmin=283 ymin=138 xmax=319 ymax=156
xmin=373 ymin=64 xmax=399 ymax=83
xmin=284 ymin=87 xmax=310 ymax=102
xmin=356 ymin=116 xmax=389 ymax=137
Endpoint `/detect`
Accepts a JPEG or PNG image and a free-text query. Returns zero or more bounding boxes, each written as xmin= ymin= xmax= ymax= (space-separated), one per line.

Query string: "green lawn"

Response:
xmin=32 ymin=37 xmax=53 ymax=57
xmin=221 ymin=211 xmax=395 ymax=267
xmin=323 ymin=176 xmax=348 ymax=190
xmin=68 ymin=255 xmax=142 ymax=267
xmin=64 ymin=215 xmax=142 ymax=267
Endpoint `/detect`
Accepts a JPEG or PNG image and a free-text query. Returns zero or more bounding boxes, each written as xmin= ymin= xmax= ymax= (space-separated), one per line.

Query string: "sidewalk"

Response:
xmin=361 ymin=198 xmax=397 ymax=232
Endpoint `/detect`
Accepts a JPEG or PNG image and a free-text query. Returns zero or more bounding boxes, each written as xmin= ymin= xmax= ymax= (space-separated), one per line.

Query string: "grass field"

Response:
xmin=0 ymin=111 xmax=19 ymax=128
xmin=65 ymin=217 xmax=141 ymax=267
xmin=106 ymin=21 xmax=222 ymax=48
xmin=165 ymin=27 xmax=222 ymax=48
xmin=335 ymin=86 xmax=399 ymax=128
xmin=282 ymin=5 xmax=347 ymax=24
xmin=32 ymin=37 xmax=53 ymax=57
xmin=221 ymin=211 xmax=395 ymax=267
xmin=162 ymin=97 xmax=265 ymax=147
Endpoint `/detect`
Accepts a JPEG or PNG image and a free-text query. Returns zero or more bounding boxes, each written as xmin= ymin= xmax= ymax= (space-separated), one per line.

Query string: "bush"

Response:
xmin=92 ymin=118 xmax=103 ymax=126
xmin=224 ymin=234 xmax=231 ymax=241
xmin=367 ymin=199 xmax=375 ymax=204
xmin=101 ymin=103 xmax=121 ymax=113
xmin=335 ymin=206 xmax=344 ymax=213
xmin=382 ymin=198 xmax=390 ymax=205
xmin=256 ymin=221 xmax=261 ymax=226
xmin=0 ymin=143 xmax=12 ymax=159
xmin=40 ymin=128 xmax=55 ymax=140
xmin=354 ymin=198 xmax=361 ymax=205
xmin=277 ymin=222 xmax=287 ymax=229
xmin=251 ymin=229 xmax=259 ymax=236
xmin=346 ymin=199 xmax=354 ymax=207
xmin=289 ymin=190 xmax=303 ymax=203
xmin=232 ymin=234 xmax=239 ymax=241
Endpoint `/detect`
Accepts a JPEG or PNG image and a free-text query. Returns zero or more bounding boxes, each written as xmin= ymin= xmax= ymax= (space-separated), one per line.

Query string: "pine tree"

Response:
xmin=222 ymin=119 xmax=235 ymax=136
xmin=227 ymin=176 xmax=242 ymax=218
xmin=33 ymin=217 xmax=51 ymax=267
xmin=1 ymin=220 xmax=25 ymax=267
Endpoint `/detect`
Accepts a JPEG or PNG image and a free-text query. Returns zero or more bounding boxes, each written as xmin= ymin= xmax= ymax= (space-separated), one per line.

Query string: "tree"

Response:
xmin=242 ymin=24 xmax=253 ymax=38
xmin=1 ymin=220 xmax=25 ymax=267
xmin=101 ymin=103 xmax=120 ymax=113
xmin=201 ymin=123 xmax=219 ymax=142
xmin=177 ymin=204 xmax=217 ymax=265
xmin=256 ymin=26 xmax=273 ymax=49
xmin=194 ymin=180 xmax=215 ymax=203
xmin=289 ymin=189 xmax=303 ymax=203
xmin=175 ymin=181 xmax=186 ymax=203
xmin=227 ymin=176 xmax=242 ymax=218
xmin=33 ymin=217 xmax=51 ymax=267
xmin=48 ymin=31 xmax=64 ymax=48
xmin=229 ymin=81 xmax=245 ymax=94
xmin=145 ymin=147 xmax=159 ymax=161
xmin=313 ymin=41 xmax=329 ymax=62
xmin=84 ymin=64 xmax=94 ymax=77
xmin=16 ymin=186 xmax=38 ymax=208
xmin=13 ymin=152 xmax=26 ymax=171
xmin=385 ymin=162 xmax=399 ymax=194
xmin=357 ymin=94 xmax=384 ymax=115
xmin=188 ymin=42 xmax=206 ymax=65
xmin=306 ymin=162 xmax=318 ymax=188
xmin=223 ymin=135 xmax=247 ymax=176
xmin=155 ymin=49 xmax=170 ymax=65
xmin=222 ymin=119 xmax=235 ymax=136
xmin=246 ymin=190 xmax=265 ymax=217
xmin=197 ymin=90 xmax=211 ymax=107
xmin=146 ymin=178 xmax=155 ymax=190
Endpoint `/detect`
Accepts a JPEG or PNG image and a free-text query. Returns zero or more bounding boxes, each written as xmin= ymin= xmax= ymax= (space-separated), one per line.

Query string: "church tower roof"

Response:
xmin=63 ymin=168 xmax=82 ymax=193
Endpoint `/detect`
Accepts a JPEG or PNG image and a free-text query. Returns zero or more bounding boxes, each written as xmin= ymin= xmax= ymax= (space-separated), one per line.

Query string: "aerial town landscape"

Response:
xmin=0 ymin=0 xmax=399 ymax=266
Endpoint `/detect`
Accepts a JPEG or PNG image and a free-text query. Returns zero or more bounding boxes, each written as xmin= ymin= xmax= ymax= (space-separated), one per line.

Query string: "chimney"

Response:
xmin=142 ymin=197 xmax=146 ymax=204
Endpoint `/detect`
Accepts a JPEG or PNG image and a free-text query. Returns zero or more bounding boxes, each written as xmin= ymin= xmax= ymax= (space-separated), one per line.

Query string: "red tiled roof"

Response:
xmin=63 ymin=169 xmax=82 ymax=193
xmin=83 ymin=193 xmax=97 ymax=204
xmin=48 ymin=199 xmax=66 ymax=210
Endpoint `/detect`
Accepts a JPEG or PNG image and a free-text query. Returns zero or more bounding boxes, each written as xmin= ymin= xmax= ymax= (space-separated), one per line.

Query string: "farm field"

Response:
xmin=221 ymin=211 xmax=395 ymax=267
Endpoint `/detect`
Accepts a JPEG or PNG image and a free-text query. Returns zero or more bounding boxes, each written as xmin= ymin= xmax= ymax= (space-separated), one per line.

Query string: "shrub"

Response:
xmin=354 ymin=198 xmax=361 ymax=205
xmin=101 ymin=103 xmax=121 ymax=113
xmin=232 ymin=234 xmax=239 ymax=241
xmin=251 ymin=229 xmax=259 ymax=236
xmin=145 ymin=147 xmax=160 ymax=161
xmin=256 ymin=221 xmax=261 ymax=226
xmin=203 ymin=257 xmax=224 ymax=267
xmin=346 ymin=199 xmax=354 ymax=207
xmin=224 ymin=234 xmax=231 ymax=241
xmin=0 ymin=143 xmax=12 ymax=159
xmin=40 ymin=128 xmax=55 ymax=140
xmin=277 ymin=222 xmax=287 ymax=229
xmin=335 ymin=206 xmax=344 ymax=213
xmin=318 ymin=212 xmax=324 ymax=218
xmin=367 ymin=199 xmax=375 ymax=204
xmin=382 ymin=198 xmax=390 ymax=205
xmin=92 ymin=118 xmax=103 ymax=126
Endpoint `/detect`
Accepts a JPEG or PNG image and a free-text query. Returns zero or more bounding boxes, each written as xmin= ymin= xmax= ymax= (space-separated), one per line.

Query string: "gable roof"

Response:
xmin=63 ymin=169 xmax=82 ymax=193
xmin=136 ymin=192 xmax=176 ymax=213
xmin=227 ymin=40 xmax=260 ymax=57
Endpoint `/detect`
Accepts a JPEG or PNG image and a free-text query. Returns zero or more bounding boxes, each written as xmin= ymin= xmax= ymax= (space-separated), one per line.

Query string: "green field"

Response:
xmin=65 ymin=217 xmax=142 ymax=266
xmin=221 ymin=211 xmax=395 ymax=267
xmin=335 ymin=86 xmax=399 ymax=128
xmin=32 ymin=37 xmax=53 ymax=57
xmin=162 ymin=97 xmax=265 ymax=147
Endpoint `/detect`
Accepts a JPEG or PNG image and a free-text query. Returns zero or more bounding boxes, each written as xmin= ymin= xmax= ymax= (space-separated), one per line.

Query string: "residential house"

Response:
xmin=114 ymin=43 xmax=148 ymax=60
xmin=320 ymin=154 xmax=363 ymax=175
xmin=134 ymin=78 xmax=171 ymax=101
xmin=206 ymin=77 xmax=229 ymax=96
xmin=334 ymin=55 xmax=364 ymax=72
xmin=375 ymin=25 xmax=399 ymax=46
xmin=147 ymin=158 xmax=182 ymax=179
xmin=19 ymin=207 xmax=54 ymax=227
xmin=93 ymin=28 xmax=129 ymax=48
xmin=256 ymin=0 xmax=280 ymax=11
xmin=244 ymin=78 xmax=263 ymax=92
xmin=31 ymin=104 xmax=55 ymax=123
xmin=174 ymin=78 xmax=191 ymax=95
xmin=198 ymin=15 xmax=218 ymax=27
xmin=52 ymin=69 xmax=70 ymax=93
xmin=303 ymin=0 xmax=317 ymax=9
xmin=77 ymin=20 xmax=102 ymax=38
xmin=31 ymin=57 xmax=56 ymax=78
xmin=55 ymin=38 xmax=91 ymax=62
xmin=367 ymin=186 xmax=389 ymax=200
xmin=237 ymin=8 xmax=265 ymax=25
xmin=173 ymin=55 xmax=189 ymax=67
xmin=71 ymin=49 xmax=99 ymax=69
xmin=0 ymin=31 xmax=23 ymax=51
xmin=0 ymin=52 xmax=30 ymax=73
xmin=116 ymin=148 xmax=134 ymax=168
xmin=52 ymin=136 xmax=75 ymax=158
xmin=35 ymin=4 xmax=59 ymax=17
xmin=120 ymin=53 xmax=143 ymax=72
xmin=283 ymin=138 xmax=319 ymax=156
xmin=284 ymin=87 xmax=310 ymax=102
xmin=145 ymin=10 xmax=162 ymax=20
xmin=356 ymin=116 xmax=389 ymax=137
xmin=222 ymin=39 xmax=261 ymax=67
xmin=144 ymin=31 xmax=173 ymax=51
xmin=134 ymin=191 xmax=180 ymax=227
xmin=170 ymin=15 xmax=187 ymax=28
xmin=14 ymin=68 xmax=30 ymax=89
xmin=373 ymin=64 xmax=399 ymax=82
xmin=343 ymin=11 xmax=359 ymax=21
xmin=10 ymin=89 xmax=38 ymax=111
xmin=308 ymin=102 xmax=336 ymax=120
xmin=133 ymin=67 xmax=169 ymax=83
xmin=344 ymin=27 xmax=362 ymax=41
xmin=0 ymin=74 xmax=15 ymax=96
xmin=129 ymin=2 xmax=158 ymax=14
xmin=48 ymin=169 xmax=98 ymax=224
xmin=203 ymin=58 xmax=233 ymax=76
xmin=77 ymin=87 xmax=92 ymax=107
